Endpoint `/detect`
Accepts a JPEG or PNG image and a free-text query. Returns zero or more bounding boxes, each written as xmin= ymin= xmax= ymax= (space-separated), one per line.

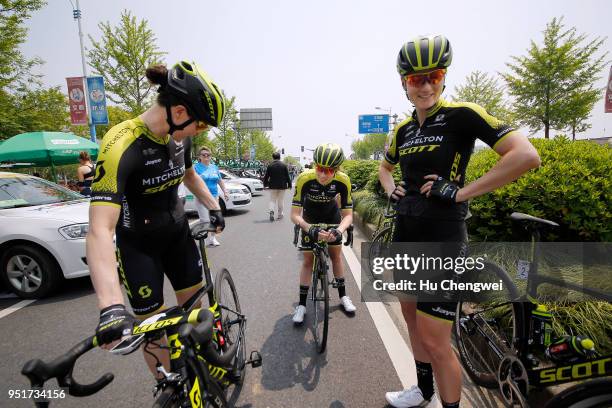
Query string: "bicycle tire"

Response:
xmin=454 ymin=261 xmax=525 ymax=388
xmin=367 ymin=226 xmax=393 ymax=283
xmin=213 ymin=268 xmax=246 ymax=386
xmin=312 ymin=255 xmax=329 ymax=354
xmin=543 ymin=377 xmax=612 ymax=408
xmin=184 ymin=350 xmax=228 ymax=408
xmin=152 ymin=385 xmax=181 ymax=408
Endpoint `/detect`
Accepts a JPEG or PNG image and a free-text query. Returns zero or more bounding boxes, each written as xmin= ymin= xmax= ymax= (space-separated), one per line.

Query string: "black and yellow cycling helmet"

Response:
xmin=313 ymin=143 xmax=345 ymax=168
xmin=396 ymin=34 xmax=453 ymax=76
xmin=166 ymin=61 xmax=225 ymax=127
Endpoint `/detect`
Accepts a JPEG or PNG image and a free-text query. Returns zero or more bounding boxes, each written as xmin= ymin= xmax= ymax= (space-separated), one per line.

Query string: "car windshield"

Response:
xmin=221 ymin=170 xmax=238 ymax=179
xmin=0 ymin=175 xmax=84 ymax=209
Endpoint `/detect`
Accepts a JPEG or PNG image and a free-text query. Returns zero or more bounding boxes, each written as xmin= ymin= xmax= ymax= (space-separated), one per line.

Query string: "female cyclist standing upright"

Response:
xmin=291 ymin=143 xmax=356 ymax=324
xmin=380 ymin=35 xmax=540 ymax=408
xmin=86 ymin=61 xmax=226 ymax=380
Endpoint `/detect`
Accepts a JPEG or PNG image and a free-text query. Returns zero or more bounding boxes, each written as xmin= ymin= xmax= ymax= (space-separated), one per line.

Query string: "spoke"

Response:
xmin=14 ymin=257 xmax=27 ymax=271
xmin=7 ymin=269 xmax=24 ymax=279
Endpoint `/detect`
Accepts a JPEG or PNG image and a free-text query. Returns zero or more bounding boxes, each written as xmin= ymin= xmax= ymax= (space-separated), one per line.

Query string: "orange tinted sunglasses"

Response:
xmin=316 ymin=165 xmax=336 ymax=175
xmin=404 ymin=69 xmax=446 ymax=87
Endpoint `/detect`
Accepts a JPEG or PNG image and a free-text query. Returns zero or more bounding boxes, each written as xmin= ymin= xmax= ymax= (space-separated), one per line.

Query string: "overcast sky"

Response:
xmin=21 ymin=0 xmax=612 ymax=160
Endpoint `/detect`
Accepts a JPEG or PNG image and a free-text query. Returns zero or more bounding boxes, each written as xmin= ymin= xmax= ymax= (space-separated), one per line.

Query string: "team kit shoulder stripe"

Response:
xmin=292 ymin=170 xmax=317 ymax=205
xmin=91 ymin=120 xmax=139 ymax=197
xmin=385 ymin=116 xmax=412 ymax=163
xmin=446 ymin=100 xmax=506 ymax=129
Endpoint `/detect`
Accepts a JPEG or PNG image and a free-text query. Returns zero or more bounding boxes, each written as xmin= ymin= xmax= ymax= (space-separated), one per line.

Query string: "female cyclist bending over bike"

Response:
xmin=87 ymin=60 xmax=226 ymax=381
xmin=380 ymin=35 xmax=540 ymax=408
xmin=291 ymin=143 xmax=356 ymax=324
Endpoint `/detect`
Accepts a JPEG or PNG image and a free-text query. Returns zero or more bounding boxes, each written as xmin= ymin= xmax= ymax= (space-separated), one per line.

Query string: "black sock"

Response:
xmin=299 ymin=285 xmax=309 ymax=306
xmin=415 ymin=360 xmax=434 ymax=400
xmin=442 ymin=401 xmax=460 ymax=408
xmin=335 ymin=277 xmax=346 ymax=298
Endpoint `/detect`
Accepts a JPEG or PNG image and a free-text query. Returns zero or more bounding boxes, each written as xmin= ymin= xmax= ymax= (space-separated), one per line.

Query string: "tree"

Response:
xmin=452 ymin=71 xmax=514 ymax=124
xmin=211 ymin=94 xmax=239 ymax=160
xmin=351 ymin=133 xmax=387 ymax=159
xmin=88 ymin=10 xmax=166 ymax=114
xmin=0 ymin=0 xmax=45 ymax=91
xmin=250 ymin=129 xmax=275 ymax=160
xmin=503 ymin=17 xmax=608 ymax=138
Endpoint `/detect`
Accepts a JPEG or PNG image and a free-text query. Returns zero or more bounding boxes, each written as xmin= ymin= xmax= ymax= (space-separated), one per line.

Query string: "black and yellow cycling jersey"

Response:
xmin=90 ymin=117 xmax=193 ymax=232
xmin=292 ymin=169 xmax=352 ymax=224
xmin=385 ymin=97 xmax=514 ymax=220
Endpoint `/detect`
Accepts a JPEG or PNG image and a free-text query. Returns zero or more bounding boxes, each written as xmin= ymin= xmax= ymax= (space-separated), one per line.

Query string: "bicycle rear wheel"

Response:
xmin=367 ymin=225 xmax=393 ymax=283
xmin=214 ymin=268 xmax=246 ymax=385
xmin=543 ymin=377 xmax=612 ymax=408
xmin=312 ymin=256 xmax=329 ymax=354
xmin=454 ymin=261 xmax=524 ymax=388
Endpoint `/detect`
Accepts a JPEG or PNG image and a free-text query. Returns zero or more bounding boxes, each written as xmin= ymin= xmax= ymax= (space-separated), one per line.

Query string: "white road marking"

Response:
xmin=0 ymin=299 xmax=36 ymax=320
xmin=342 ymin=244 xmax=417 ymax=389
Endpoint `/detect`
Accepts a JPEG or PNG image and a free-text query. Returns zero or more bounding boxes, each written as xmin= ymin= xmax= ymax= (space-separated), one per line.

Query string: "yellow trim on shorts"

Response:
xmin=90 ymin=202 xmax=121 ymax=208
xmin=416 ymin=309 xmax=454 ymax=324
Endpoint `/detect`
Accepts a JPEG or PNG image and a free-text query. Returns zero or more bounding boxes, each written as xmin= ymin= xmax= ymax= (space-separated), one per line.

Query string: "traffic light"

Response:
xmin=281 ymin=148 xmax=285 ymax=154
xmin=301 ymin=146 xmax=304 ymax=152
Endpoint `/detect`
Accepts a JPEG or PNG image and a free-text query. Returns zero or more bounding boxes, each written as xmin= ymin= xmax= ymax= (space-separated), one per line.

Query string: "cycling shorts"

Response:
xmin=392 ymin=215 xmax=467 ymax=322
xmin=115 ymin=218 xmax=203 ymax=317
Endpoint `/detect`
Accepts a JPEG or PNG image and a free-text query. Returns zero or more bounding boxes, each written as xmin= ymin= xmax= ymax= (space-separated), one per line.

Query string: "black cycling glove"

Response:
xmin=308 ymin=225 xmax=322 ymax=241
xmin=429 ymin=176 xmax=459 ymax=203
xmin=209 ymin=209 xmax=225 ymax=231
xmin=328 ymin=228 xmax=342 ymax=241
xmin=96 ymin=304 xmax=135 ymax=345
xmin=389 ymin=181 xmax=406 ymax=204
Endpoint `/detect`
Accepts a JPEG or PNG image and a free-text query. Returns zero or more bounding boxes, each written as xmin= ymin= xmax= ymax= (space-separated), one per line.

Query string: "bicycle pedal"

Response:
xmin=246 ymin=350 xmax=262 ymax=368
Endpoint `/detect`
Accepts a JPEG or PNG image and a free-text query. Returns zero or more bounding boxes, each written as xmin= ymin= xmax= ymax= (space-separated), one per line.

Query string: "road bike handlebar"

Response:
xmin=21 ymin=336 xmax=114 ymax=402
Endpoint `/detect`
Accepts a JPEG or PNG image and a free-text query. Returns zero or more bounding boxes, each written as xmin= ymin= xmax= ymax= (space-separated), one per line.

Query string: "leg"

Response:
xmin=277 ymin=189 xmax=285 ymax=218
xmin=417 ymin=307 xmax=462 ymax=405
xmin=293 ymin=251 xmax=313 ymax=324
xmin=329 ymin=245 xmax=356 ymax=313
xmin=269 ymin=190 xmax=278 ymax=220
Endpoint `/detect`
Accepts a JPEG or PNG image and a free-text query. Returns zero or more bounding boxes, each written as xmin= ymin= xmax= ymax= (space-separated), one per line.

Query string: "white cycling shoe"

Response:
xmin=292 ymin=305 xmax=306 ymax=324
xmin=340 ymin=296 xmax=356 ymax=313
xmin=385 ymin=385 xmax=437 ymax=407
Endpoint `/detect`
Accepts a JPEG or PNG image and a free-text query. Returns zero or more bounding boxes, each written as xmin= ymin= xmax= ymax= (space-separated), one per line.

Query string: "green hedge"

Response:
xmin=341 ymin=160 xmax=379 ymax=189
xmin=467 ymin=137 xmax=611 ymax=241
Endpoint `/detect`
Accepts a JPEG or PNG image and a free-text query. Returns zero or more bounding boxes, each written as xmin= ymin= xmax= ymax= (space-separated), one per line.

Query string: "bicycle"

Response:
xmin=21 ymin=221 xmax=262 ymax=407
xmin=367 ymin=198 xmax=397 ymax=283
xmin=293 ymin=223 xmax=354 ymax=353
xmin=454 ymin=212 xmax=612 ymax=408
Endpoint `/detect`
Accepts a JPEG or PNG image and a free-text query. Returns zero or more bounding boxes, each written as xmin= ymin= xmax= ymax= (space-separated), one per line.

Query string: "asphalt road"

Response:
xmin=0 ymin=189 xmax=553 ymax=408
xmin=0 ymin=191 xmax=403 ymax=408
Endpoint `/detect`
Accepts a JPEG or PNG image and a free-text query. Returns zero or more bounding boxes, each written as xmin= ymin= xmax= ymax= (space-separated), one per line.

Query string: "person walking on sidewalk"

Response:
xmin=194 ymin=146 xmax=228 ymax=246
xmin=263 ymin=151 xmax=291 ymax=221
xmin=380 ymin=35 xmax=540 ymax=408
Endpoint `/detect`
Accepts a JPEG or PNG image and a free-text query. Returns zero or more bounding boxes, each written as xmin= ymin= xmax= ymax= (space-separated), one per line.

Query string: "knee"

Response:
xmin=420 ymin=334 xmax=453 ymax=362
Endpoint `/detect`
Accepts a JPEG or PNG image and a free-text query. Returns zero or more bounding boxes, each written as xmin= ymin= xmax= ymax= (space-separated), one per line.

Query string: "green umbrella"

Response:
xmin=0 ymin=132 xmax=99 ymax=182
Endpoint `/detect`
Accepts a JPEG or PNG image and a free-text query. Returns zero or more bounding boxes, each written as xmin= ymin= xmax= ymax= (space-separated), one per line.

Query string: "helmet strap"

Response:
xmin=165 ymin=104 xmax=195 ymax=135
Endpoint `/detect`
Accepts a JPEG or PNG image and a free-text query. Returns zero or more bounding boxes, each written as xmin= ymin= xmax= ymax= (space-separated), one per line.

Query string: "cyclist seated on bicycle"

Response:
xmin=380 ymin=35 xmax=540 ymax=408
xmin=87 ymin=61 xmax=226 ymax=380
xmin=290 ymin=143 xmax=356 ymax=324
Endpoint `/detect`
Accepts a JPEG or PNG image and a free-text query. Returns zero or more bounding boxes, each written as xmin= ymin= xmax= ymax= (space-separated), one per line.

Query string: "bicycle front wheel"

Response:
xmin=214 ymin=268 xmax=246 ymax=385
xmin=543 ymin=377 xmax=612 ymax=408
xmin=312 ymin=257 xmax=329 ymax=354
xmin=454 ymin=261 xmax=524 ymax=388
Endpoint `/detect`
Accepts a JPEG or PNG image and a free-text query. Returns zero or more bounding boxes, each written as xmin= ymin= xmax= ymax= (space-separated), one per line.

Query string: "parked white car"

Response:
xmin=219 ymin=170 xmax=264 ymax=196
xmin=182 ymin=182 xmax=251 ymax=215
xmin=0 ymin=172 xmax=90 ymax=298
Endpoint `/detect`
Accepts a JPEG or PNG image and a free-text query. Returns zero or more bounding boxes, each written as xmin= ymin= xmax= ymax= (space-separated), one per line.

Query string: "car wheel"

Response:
xmin=219 ymin=197 xmax=227 ymax=215
xmin=0 ymin=245 xmax=62 ymax=299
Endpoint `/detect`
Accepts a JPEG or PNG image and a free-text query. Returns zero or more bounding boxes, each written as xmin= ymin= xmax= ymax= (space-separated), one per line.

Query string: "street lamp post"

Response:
xmin=71 ymin=0 xmax=96 ymax=143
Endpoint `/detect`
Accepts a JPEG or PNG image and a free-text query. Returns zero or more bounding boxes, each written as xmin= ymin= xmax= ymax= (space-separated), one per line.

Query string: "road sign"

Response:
xmin=240 ymin=108 xmax=273 ymax=130
xmin=359 ymin=114 xmax=389 ymax=134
